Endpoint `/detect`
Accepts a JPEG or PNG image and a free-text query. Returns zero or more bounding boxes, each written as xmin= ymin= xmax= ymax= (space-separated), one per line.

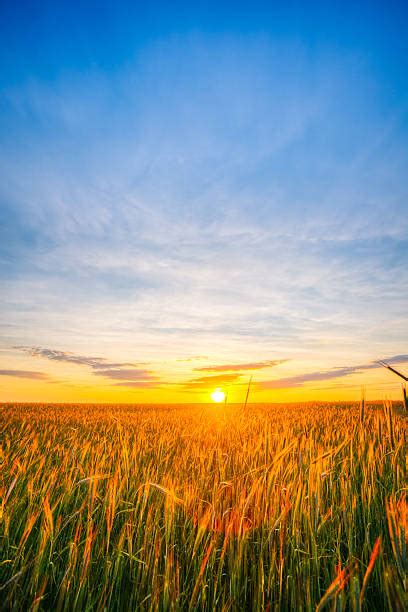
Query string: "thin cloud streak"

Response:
xmin=14 ymin=345 xmax=158 ymax=387
xmin=112 ymin=381 xmax=158 ymax=389
xmin=381 ymin=354 xmax=408 ymax=365
xmin=183 ymin=373 xmax=242 ymax=390
xmin=15 ymin=346 xmax=137 ymax=370
xmin=0 ymin=369 xmax=49 ymax=380
xmin=260 ymin=354 xmax=408 ymax=389
xmin=93 ymin=368 xmax=156 ymax=381
xmin=194 ymin=359 xmax=287 ymax=372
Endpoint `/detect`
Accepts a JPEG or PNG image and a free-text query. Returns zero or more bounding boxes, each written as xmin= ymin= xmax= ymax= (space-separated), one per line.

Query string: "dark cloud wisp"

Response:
xmin=15 ymin=346 xmax=137 ymax=370
xmin=14 ymin=346 xmax=157 ymax=388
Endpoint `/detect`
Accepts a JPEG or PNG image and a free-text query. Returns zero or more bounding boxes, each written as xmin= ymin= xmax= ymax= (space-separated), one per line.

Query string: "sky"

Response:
xmin=1 ymin=1 xmax=407 ymax=403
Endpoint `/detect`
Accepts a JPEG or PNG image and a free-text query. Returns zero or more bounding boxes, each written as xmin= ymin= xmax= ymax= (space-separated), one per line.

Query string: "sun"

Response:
xmin=211 ymin=388 xmax=225 ymax=403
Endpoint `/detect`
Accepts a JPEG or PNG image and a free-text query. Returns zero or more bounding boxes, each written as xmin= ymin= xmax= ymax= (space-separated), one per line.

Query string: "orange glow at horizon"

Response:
xmin=0 ymin=352 xmax=407 ymax=404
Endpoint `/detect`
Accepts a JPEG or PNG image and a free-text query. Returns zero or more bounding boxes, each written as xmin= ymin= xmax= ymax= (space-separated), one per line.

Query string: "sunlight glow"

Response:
xmin=211 ymin=388 xmax=226 ymax=403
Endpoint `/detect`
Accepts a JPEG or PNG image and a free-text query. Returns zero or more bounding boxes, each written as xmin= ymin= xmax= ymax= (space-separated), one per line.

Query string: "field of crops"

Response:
xmin=0 ymin=402 xmax=406 ymax=610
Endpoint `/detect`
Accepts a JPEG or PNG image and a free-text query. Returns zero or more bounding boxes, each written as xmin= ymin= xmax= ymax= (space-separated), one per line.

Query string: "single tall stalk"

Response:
xmin=243 ymin=376 xmax=253 ymax=412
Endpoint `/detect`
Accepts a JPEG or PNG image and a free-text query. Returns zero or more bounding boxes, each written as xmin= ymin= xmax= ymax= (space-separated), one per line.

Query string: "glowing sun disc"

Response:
xmin=211 ymin=388 xmax=225 ymax=403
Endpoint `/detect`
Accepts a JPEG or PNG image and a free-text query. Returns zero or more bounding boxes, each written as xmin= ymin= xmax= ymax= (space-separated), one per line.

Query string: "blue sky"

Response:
xmin=0 ymin=1 xmax=407 ymax=401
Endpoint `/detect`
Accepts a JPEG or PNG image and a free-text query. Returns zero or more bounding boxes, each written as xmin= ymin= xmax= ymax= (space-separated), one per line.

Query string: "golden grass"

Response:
xmin=0 ymin=401 xmax=406 ymax=610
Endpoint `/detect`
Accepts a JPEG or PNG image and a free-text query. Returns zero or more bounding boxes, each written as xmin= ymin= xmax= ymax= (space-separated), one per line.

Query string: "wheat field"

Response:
xmin=0 ymin=402 xmax=406 ymax=611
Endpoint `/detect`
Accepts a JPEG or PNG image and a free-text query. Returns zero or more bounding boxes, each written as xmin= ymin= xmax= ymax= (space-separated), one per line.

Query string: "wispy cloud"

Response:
xmin=93 ymin=368 xmax=156 ymax=381
xmin=183 ymin=373 xmax=242 ymax=390
xmin=260 ymin=354 xmax=408 ymax=389
xmin=113 ymin=381 xmax=159 ymax=389
xmin=15 ymin=346 xmax=136 ymax=370
xmin=382 ymin=354 xmax=408 ymax=365
xmin=194 ymin=359 xmax=287 ymax=372
xmin=15 ymin=345 xmax=157 ymax=387
xmin=0 ymin=369 xmax=48 ymax=380
xmin=176 ymin=356 xmax=209 ymax=362
xmin=261 ymin=368 xmax=364 ymax=389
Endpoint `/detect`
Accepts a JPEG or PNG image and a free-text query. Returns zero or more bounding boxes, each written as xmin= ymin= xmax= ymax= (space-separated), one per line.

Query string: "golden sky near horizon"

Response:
xmin=1 ymin=346 xmax=406 ymax=403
